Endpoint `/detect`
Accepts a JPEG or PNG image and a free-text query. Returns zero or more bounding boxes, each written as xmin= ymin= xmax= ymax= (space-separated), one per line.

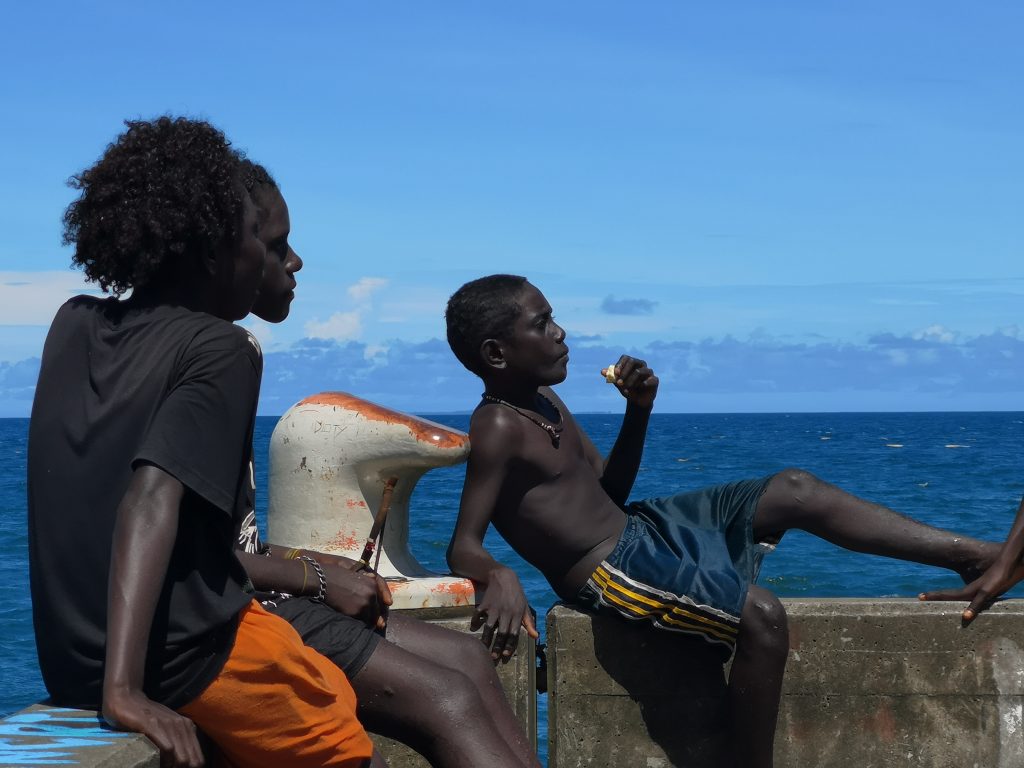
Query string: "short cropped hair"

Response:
xmin=445 ymin=274 xmax=528 ymax=376
xmin=61 ymin=116 xmax=246 ymax=296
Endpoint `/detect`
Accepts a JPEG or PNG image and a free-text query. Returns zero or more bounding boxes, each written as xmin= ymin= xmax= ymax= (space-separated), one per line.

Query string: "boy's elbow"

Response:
xmin=447 ymin=539 xmax=476 ymax=577
xmin=445 ymin=540 xmax=461 ymax=572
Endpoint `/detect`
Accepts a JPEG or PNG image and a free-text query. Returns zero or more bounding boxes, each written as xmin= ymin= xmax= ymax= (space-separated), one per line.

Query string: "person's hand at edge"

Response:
xmin=919 ymin=558 xmax=1024 ymax=626
xmin=103 ymin=688 xmax=204 ymax=768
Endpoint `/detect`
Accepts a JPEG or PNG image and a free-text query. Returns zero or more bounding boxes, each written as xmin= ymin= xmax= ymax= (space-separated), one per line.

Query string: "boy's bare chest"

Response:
xmin=507 ymin=426 xmax=584 ymax=487
xmin=495 ymin=435 xmax=605 ymax=529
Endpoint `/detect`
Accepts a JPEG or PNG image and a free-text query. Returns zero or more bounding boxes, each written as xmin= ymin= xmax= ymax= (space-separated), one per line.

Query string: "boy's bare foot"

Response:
xmin=955 ymin=540 xmax=1002 ymax=585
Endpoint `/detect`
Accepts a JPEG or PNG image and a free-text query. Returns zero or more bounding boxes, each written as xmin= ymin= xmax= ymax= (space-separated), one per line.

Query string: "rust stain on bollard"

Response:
xmin=389 ymin=579 xmax=475 ymax=606
xmin=429 ymin=580 xmax=475 ymax=599
xmin=326 ymin=529 xmax=362 ymax=551
xmin=298 ymin=393 xmax=469 ymax=450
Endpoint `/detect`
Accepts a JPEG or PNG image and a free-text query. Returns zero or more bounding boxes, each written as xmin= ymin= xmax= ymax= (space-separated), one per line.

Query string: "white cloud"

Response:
xmin=0 ymin=271 xmax=100 ymax=325
xmin=348 ymin=277 xmax=388 ymax=303
xmin=305 ymin=311 xmax=362 ymax=341
xmin=912 ymin=325 xmax=956 ymax=344
xmin=299 ymin=279 xmax=391 ymax=342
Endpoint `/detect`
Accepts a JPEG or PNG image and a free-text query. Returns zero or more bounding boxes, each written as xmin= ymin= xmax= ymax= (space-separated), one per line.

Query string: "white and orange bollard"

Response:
xmin=267 ymin=392 xmax=476 ymax=612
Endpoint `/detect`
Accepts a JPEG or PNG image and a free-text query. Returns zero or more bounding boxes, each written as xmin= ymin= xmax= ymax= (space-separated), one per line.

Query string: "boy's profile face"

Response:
xmin=497 ymin=282 xmax=569 ymax=386
xmin=214 ymin=194 xmax=266 ymax=321
xmin=252 ymin=187 xmax=303 ymax=324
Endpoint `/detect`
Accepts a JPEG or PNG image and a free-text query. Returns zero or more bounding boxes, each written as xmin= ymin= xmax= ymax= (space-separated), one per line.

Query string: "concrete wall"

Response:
xmin=546 ymin=598 xmax=1024 ymax=768
xmin=11 ymin=600 xmax=1023 ymax=767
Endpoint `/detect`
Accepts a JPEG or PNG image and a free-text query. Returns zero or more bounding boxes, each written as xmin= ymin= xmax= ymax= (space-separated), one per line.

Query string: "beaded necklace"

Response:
xmin=482 ymin=392 xmax=564 ymax=447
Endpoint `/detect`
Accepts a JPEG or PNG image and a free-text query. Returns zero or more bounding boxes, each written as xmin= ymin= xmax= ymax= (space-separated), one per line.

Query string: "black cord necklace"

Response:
xmin=482 ymin=392 xmax=564 ymax=447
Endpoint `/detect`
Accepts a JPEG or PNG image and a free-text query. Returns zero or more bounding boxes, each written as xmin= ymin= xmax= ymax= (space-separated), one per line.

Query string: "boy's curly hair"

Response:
xmin=61 ymin=116 xmax=247 ymax=296
xmin=445 ymin=274 xmax=528 ymax=376
xmin=240 ymin=159 xmax=279 ymax=225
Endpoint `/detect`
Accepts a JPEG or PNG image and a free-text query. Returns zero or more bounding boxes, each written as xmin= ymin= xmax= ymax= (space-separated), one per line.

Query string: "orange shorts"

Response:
xmin=179 ymin=601 xmax=373 ymax=768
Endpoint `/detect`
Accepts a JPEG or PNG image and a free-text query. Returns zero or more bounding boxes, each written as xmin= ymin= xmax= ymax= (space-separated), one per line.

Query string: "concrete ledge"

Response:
xmin=780 ymin=599 xmax=1024 ymax=768
xmin=2 ymin=619 xmax=534 ymax=768
xmin=0 ymin=705 xmax=158 ymax=767
xmin=547 ymin=603 xmax=732 ymax=768
xmin=547 ymin=598 xmax=1024 ymax=768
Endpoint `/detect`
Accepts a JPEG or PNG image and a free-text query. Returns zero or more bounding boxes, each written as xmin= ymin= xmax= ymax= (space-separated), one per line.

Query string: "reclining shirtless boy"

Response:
xmin=443 ymin=274 xmax=1000 ymax=768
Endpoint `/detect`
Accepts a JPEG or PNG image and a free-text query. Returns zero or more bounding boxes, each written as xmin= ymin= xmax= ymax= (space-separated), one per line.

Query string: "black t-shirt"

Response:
xmin=28 ymin=296 xmax=262 ymax=709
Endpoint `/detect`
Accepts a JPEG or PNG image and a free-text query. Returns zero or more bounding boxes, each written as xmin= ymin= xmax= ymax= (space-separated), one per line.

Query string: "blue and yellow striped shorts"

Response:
xmin=575 ymin=475 xmax=777 ymax=651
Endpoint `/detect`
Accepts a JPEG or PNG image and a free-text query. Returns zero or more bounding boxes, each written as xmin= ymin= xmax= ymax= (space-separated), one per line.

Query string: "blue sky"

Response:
xmin=0 ymin=2 xmax=1021 ymax=416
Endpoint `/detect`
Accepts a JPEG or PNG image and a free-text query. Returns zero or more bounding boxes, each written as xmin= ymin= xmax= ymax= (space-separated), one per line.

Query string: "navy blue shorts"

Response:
xmin=575 ymin=475 xmax=777 ymax=650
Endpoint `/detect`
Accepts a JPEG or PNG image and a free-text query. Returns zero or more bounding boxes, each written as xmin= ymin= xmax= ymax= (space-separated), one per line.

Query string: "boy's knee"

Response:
xmin=454 ymin=632 xmax=497 ymax=672
xmin=432 ymin=669 xmax=485 ymax=719
xmin=774 ymin=467 xmax=823 ymax=501
xmin=739 ymin=589 xmax=789 ymax=658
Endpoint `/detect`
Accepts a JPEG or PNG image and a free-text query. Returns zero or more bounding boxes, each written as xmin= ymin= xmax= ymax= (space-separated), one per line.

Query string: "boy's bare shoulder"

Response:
xmin=469 ymin=403 xmax=525 ymax=446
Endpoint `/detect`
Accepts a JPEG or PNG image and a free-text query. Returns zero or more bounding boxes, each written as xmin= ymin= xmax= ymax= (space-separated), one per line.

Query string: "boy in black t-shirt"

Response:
xmin=29 ymin=119 xmax=376 ymax=767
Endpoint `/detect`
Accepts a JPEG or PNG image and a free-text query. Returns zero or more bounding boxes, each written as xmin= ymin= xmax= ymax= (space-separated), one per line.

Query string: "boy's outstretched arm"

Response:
xmin=921 ymin=495 xmax=1024 ymax=624
xmin=103 ymin=463 xmax=204 ymax=768
xmin=597 ymin=356 xmax=659 ymax=506
xmin=447 ymin=420 xmax=538 ymax=663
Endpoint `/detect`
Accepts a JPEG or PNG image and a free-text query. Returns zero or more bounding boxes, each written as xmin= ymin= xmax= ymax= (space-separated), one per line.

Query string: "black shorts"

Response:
xmin=266 ymin=597 xmax=382 ymax=678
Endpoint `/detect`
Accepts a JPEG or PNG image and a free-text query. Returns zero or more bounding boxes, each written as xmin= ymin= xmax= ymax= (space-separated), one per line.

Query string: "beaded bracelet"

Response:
xmin=298 ymin=555 xmax=327 ymax=602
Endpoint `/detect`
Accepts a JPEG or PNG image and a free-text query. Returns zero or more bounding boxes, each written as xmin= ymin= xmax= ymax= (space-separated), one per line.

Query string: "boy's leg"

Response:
xmin=752 ymin=468 xmax=998 ymax=580
xmin=351 ymin=614 xmax=539 ymax=768
xmin=380 ymin=614 xmax=538 ymax=766
xmin=729 ymin=585 xmax=788 ymax=768
xmin=178 ymin=602 xmax=375 ymax=768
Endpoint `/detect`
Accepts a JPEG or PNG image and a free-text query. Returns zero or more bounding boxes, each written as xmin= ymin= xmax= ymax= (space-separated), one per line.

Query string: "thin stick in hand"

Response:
xmin=357 ymin=476 xmax=398 ymax=571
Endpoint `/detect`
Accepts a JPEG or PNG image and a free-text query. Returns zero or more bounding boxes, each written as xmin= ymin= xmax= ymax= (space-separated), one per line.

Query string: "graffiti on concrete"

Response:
xmin=0 ymin=707 xmax=136 ymax=765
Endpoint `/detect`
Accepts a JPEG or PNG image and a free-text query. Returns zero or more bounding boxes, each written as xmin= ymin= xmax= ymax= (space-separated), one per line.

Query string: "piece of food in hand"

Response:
xmin=601 ymin=365 xmax=617 ymax=383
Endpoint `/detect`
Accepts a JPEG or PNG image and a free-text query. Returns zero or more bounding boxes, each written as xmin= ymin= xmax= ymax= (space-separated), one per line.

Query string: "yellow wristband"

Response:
xmin=285 ymin=548 xmax=301 ymax=560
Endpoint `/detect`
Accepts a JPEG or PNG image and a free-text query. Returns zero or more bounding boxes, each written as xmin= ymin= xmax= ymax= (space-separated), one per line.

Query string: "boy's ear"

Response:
xmin=480 ymin=338 xmax=507 ymax=370
xmin=200 ymin=246 xmax=222 ymax=278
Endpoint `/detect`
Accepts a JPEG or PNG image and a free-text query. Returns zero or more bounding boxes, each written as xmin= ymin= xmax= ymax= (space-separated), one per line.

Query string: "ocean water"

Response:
xmin=2 ymin=412 xmax=1023 ymax=756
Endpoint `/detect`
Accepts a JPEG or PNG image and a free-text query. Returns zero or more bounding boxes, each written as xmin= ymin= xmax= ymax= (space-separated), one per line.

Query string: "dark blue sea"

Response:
xmin=2 ymin=412 xmax=1023 ymax=761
